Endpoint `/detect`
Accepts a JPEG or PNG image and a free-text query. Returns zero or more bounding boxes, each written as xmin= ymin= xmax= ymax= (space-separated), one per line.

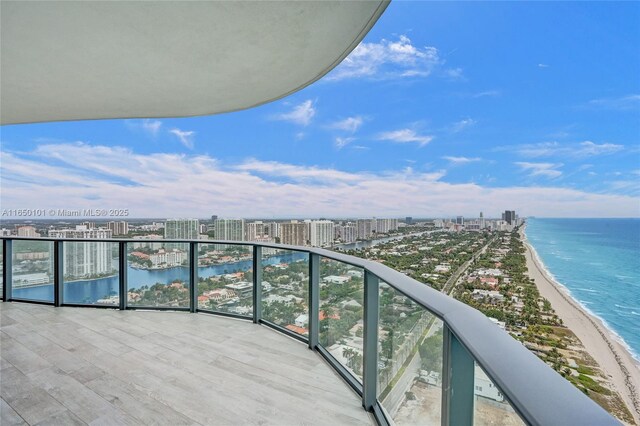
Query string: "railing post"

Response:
xmin=118 ymin=241 xmax=127 ymax=310
xmin=3 ymin=239 xmax=12 ymax=301
xmin=442 ymin=325 xmax=474 ymax=426
xmin=308 ymin=252 xmax=320 ymax=350
xmin=54 ymin=240 xmax=64 ymax=306
xmin=252 ymin=245 xmax=262 ymax=324
xmin=189 ymin=242 xmax=198 ymax=313
xmin=363 ymin=270 xmax=379 ymax=410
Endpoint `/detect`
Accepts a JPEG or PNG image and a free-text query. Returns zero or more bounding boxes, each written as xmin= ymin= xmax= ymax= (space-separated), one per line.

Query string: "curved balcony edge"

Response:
xmin=0 ymin=237 xmax=619 ymax=426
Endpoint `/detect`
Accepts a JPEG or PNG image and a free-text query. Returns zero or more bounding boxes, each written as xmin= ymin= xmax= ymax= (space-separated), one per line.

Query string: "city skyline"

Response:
xmin=1 ymin=2 xmax=639 ymax=218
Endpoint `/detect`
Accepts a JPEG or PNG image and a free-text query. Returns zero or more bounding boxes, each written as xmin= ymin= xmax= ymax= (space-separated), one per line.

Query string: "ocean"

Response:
xmin=525 ymin=218 xmax=640 ymax=361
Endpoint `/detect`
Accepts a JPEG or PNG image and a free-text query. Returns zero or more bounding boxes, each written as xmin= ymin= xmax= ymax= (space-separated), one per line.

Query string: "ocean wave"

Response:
xmin=576 ymin=288 xmax=599 ymax=294
xmin=525 ymin=219 xmax=640 ymax=361
xmin=615 ymin=304 xmax=639 ymax=310
xmin=556 ymin=293 xmax=640 ymax=361
xmin=615 ymin=274 xmax=633 ymax=280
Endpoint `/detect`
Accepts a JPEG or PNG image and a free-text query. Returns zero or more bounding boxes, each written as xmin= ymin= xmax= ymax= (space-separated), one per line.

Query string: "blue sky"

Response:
xmin=1 ymin=1 xmax=639 ymax=218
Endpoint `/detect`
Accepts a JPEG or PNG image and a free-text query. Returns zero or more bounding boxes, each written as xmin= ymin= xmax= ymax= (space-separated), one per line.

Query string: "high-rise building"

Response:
xmin=375 ymin=218 xmax=399 ymax=234
xmin=107 ymin=221 xmax=129 ymax=236
xmin=211 ymin=215 xmax=218 ymax=222
xmin=309 ymin=220 xmax=334 ymax=247
xmin=335 ymin=223 xmax=357 ymax=243
xmin=48 ymin=227 xmax=113 ymax=278
xmin=504 ymin=210 xmax=516 ymax=225
xmin=214 ymin=218 xmax=245 ymax=242
xmin=480 ymin=212 xmax=485 ymax=229
xmin=456 ymin=216 xmax=464 ymax=225
xmin=280 ymin=221 xmax=308 ymax=246
xmin=356 ymin=219 xmax=374 ymax=240
xmin=165 ymin=219 xmax=199 ymax=240
xmin=245 ymin=221 xmax=266 ymax=241
xmin=405 ymin=216 xmax=413 ymax=225
xmin=265 ymin=222 xmax=280 ymax=239
xmin=17 ymin=225 xmax=40 ymax=237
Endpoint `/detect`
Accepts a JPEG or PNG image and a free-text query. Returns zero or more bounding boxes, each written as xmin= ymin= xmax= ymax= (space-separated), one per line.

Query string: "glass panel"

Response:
xmin=318 ymin=258 xmax=364 ymax=381
xmin=127 ymin=242 xmax=190 ymax=308
xmin=474 ymin=362 xmax=525 ymax=425
xmin=378 ymin=282 xmax=443 ymax=425
xmin=63 ymin=241 xmax=119 ymax=305
xmin=0 ymin=242 xmax=3 ymax=298
xmin=196 ymin=243 xmax=253 ymax=316
xmin=261 ymin=248 xmax=309 ymax=336
xmin=12 ymin=240 xmax=54 ymax=303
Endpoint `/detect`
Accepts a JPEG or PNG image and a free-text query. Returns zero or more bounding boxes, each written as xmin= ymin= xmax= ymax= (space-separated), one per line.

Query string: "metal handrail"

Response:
xmin=0 ymin=236 xmax=619 ymax=426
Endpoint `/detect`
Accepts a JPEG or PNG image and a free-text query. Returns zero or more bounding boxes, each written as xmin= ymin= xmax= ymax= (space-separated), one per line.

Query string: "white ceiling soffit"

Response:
xmin=0 ymin=1 xmax=389 ymax=125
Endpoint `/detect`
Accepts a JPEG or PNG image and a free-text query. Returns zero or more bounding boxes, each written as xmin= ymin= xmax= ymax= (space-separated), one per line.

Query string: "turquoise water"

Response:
xmin=525 ymin=218 xmax=640 ymax=360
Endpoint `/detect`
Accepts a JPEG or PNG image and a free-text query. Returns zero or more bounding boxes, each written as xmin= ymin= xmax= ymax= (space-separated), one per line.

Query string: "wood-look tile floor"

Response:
xmin=0 ymin=302 xmax=373 ymax=425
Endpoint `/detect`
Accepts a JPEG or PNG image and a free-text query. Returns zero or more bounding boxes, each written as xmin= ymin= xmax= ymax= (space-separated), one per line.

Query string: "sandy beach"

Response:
xmin=521 ymin=228 xmax=640 ymax=424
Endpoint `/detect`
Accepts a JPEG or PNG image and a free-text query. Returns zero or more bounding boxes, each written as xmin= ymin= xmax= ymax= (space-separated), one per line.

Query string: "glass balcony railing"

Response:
xmin=260 ymin=248 xmax=310 ymax=337
xmin=378 ymin=280 xmax=444 ymax=425
xmin=127 ymin=242 xmax=191 ymax=309
xmin=0 ymin=236 xmax=619 ymax=426
xmin=63 ymin=241 xmax=120 ymax=306
xmin=11 ymin=240 xmax=54 ymax=303
xmin=319 ymin=257 xmax=365 ymax=381
xmin=197 ymin=243 xmax=254 ymax=317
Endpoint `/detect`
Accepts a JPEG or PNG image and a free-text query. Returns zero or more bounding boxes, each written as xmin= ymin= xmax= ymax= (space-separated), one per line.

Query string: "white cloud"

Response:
xmin=511 ymin=141 xmax=624 ymax=158
xmin=451 ymin=118 xmax=476 ymax=133
xmin=377 ymin=129 xmax=433 ymax=147
xmin=577 ymin=141 xmax=624 ymax=156
xmin=445 ymin=67 xmax=464 ymax=80
xmin=328 ymin=35 xmax=443 ymax=81
xmin=515 ymin=162 xmax=563 ymax=179
xmin=273 ymin=100 xmax=316 ymax=126
xmin=125 ymin=119 xmax=162 ymax=137
xmin=234 ymin=159 xmax=368 ymax=183
xmin=538 ymin=63 xmax=549 ymax=68
xmin=142 ymin=119 xmax=162 ymax=136
xmin=329 ymin=116 xmax=363 ymax=133
xmin=586 ymin=94 xmax=640 ymax=110
xmin=443 ymin=156 xmax=482 ymax=164
xmin=471 ymin=90 xmax=501 ymax=98
xmin=335 ymin=137 xmax=356 ymax=149
xmin=169 ymin=128 xmax=195 ymax=149
xmin=2 ymin=143 xmax=638 ymax=218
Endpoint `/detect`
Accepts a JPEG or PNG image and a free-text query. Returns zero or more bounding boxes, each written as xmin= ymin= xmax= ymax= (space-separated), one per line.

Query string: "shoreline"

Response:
xmin=521 ymin=227 xmax=640 ymax=423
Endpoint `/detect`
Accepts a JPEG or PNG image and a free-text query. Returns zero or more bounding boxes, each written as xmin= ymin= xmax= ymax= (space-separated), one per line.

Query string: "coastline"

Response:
xmin=520 ymin=227 xmax=640 ymax=423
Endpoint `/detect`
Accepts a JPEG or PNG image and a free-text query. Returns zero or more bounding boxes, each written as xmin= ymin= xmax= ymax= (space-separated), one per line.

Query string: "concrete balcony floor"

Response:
xmin=0 ymin=303 xmax=372 ymax=425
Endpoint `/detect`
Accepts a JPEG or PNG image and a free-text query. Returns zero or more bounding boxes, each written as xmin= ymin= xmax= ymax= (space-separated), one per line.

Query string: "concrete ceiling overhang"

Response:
xmin=0 ymin=1 xmax=389 ymax=125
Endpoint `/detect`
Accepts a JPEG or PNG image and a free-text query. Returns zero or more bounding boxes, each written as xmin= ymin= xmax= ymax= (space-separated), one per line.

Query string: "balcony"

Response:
xmin=0 ymin=237 xmax=618 ymax=425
